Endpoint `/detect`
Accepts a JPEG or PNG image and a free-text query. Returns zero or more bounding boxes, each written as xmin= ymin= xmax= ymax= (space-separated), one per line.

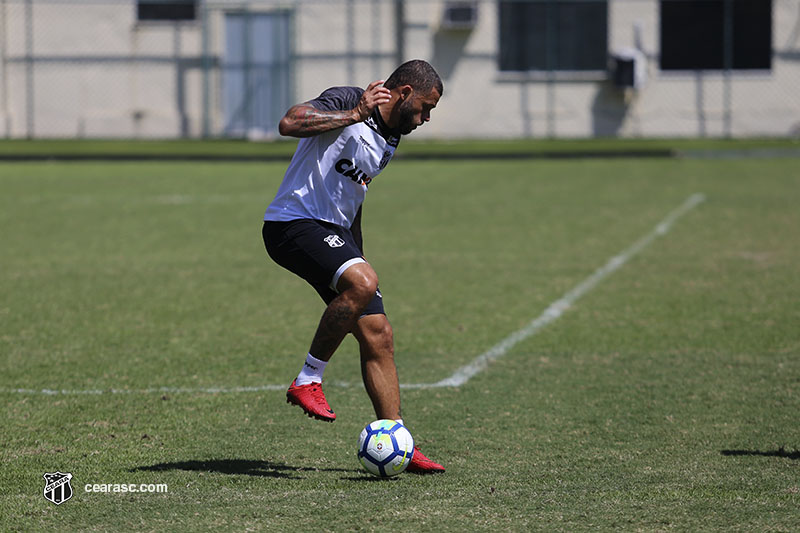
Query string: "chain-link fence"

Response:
xmin=1 ymin=0 xmax=799 ymax=139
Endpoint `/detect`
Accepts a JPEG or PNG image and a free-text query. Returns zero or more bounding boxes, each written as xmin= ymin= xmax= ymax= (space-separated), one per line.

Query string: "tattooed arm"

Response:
xmin=278 ymin=105 xmax=360 ymax=138
xmin=278 ymin=80 xmax=392 ymax=138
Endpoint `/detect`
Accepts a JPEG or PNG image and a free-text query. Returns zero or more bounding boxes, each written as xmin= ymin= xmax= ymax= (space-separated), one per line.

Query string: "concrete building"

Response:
xmin=1 ymin=0 xmax=798 ymax=139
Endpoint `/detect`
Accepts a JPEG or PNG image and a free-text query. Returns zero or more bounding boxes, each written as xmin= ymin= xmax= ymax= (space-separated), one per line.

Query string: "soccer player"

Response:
xmin=262 ymin=60 xmax=445 ymax=473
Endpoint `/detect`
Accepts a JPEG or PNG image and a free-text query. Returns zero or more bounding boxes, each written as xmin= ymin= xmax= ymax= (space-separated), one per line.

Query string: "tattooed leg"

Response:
xmin=308 ymin=263 xmax=379 ymax=362
xmin=308 ymin=297 xmax=360 ymax=361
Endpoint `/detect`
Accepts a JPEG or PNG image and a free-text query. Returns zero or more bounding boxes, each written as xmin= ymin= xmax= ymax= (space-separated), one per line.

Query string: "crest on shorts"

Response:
xmin=324 ymin=235 xmax=345 ymax=248
xmin=43 ymin=472 xmax=73 ymax=505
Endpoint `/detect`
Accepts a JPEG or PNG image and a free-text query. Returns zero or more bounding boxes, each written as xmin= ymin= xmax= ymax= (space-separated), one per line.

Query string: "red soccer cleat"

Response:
xmin=406 ymin=446 xmax=445 ymax=474
xmin=286 ymin=380 xmax=336 ymax=422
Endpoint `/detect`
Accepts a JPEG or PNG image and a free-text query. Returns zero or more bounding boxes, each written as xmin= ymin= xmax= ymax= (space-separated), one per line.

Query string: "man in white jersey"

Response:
xmin=262 ymin=60 xmax=444 ymax=473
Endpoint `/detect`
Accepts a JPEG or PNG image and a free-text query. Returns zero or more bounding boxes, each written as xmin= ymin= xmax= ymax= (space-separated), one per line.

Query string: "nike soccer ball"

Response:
xmin=357 ymin=419 xmax=415 ymax=477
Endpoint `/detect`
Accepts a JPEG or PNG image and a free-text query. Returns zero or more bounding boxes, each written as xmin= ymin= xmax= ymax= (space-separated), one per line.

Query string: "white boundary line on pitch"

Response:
xmin=2 ymin=385 xmax=289 ymax=396
xmin=403 ymin=193 xmax=707 ymax=388
xmin=2 ymin=194 xmax=705 ymax=396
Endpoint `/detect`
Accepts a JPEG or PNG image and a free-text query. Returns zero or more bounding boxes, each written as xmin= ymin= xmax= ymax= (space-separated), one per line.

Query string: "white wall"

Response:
xmin=1 ymin=0 xmax=798 ymax=139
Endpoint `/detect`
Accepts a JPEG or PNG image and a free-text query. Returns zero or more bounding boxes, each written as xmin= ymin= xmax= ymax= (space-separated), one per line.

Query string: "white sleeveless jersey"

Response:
xmin=264 ymin=86 xmax=401 ymax=229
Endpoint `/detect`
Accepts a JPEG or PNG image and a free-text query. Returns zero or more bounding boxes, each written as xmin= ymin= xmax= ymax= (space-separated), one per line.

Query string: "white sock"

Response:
xmin=295 ymin=353 xmax=328 ymax=386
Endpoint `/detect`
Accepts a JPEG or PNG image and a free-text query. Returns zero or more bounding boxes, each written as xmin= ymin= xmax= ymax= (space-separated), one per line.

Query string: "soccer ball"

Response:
xmin=357 ymin=419 xmax=415 ymax=477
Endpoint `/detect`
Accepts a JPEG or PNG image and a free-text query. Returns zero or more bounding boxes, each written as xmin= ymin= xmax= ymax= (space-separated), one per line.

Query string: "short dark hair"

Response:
xmin=384 ymin=59 xmax=443 ymax=96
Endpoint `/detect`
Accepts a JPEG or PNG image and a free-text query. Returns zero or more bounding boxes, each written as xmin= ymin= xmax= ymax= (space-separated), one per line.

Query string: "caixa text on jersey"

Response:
xmin=335 ymin=158 xmax=373 ymax=187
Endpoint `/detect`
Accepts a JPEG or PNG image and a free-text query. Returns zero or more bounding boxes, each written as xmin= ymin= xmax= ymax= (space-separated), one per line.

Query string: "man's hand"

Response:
xmin=278 ymin=80 xmax=392 ymax=138
xmin=353 ymin=80 xmax=392 ymax=121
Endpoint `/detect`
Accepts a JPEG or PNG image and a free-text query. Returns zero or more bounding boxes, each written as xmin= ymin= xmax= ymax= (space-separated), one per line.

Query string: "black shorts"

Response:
xmin=262 ymin=219 xmax=385 ymax=316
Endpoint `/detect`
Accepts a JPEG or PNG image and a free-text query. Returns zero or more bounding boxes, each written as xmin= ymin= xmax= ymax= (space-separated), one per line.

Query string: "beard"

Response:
xmin=396 ymin=98 xmax=418 ymax=135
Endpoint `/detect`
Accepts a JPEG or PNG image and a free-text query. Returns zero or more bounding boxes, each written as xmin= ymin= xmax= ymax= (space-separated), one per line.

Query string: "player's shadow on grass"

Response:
xmin=131 ymin=459 xmax=359 ymax=479
xmin=721 ymin=448 xmax=800 ymax=460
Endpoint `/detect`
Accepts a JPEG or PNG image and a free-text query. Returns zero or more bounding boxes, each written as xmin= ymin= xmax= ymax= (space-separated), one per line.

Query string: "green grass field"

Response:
xmin=1 ymin=141 xmax=799 ymax=531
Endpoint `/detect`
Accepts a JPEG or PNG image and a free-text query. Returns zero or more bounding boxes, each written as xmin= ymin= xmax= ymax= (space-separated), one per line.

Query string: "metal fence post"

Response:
xmin=25 ymin=0 xmax=33 ymax=139
xmin=201 ymin=0 xmax=211 ymax=138
xmin=722 ymin=0 xmax=733 ymax=138
xmin=395 ymin=0 xmax=405 ymax=66
xmin=0 ymin=0 xmax=8 ymax=138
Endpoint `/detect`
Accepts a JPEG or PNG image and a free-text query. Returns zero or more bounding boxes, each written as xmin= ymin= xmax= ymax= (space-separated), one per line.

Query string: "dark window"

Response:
xmin=499 ymin=0 xmax=608 ymax=72
xmin=137 ymin=1 xmax=197 ymax=22
xmin=660 ymin=0 xmax=771 ymax=70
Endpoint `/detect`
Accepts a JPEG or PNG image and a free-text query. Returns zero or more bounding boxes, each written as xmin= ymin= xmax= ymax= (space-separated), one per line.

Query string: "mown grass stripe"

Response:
xmin=1 ymin=194 xmax=704 ymax=396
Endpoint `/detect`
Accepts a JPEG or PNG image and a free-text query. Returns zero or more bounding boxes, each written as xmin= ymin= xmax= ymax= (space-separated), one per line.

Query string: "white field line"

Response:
xmin=403 ymin=192 xmax=706 ymax=389
xmin=2 ymin=194 xmax=705 ymax=396
xmin=2 ymin=385 xmax=288 ymax=396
